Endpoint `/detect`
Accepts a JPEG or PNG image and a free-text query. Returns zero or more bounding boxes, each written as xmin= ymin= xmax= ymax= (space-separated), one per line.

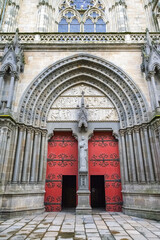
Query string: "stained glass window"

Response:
xmin=58 ymin=18 xmax=68 ymax=32
xmin=70 ymin=0 xmax=93 ymax=10
xmin=70 ymin=19 xmax=80 ymax=32
xmin=84 ymin=19 xmax=94 ymax=32
xmin=96 ymin=18 xmax=106 ymax=32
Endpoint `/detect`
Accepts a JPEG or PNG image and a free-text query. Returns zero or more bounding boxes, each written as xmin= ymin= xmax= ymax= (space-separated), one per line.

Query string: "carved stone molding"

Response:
xmin=18 ymin=54 xmax=149 ymax=129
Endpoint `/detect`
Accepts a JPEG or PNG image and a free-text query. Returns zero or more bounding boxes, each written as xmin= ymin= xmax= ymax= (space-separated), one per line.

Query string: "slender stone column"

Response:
xmin=3 ymin=0 xmax=20 ymax=32
xmin=38 ymin=131 xmax=47 ymax=182
xmin=21 ymin=128 xmax=32 ymax=182
xmin=76 ymin=135 xmax=91 ymax=214
xmin=0 ymin=73 xmax=4 ymax=109
xmin=12 ymin=126 xmax=25 ymax=182
xmin=127 ymin=129 xmax=137 ymax=183
xmin=133 ymin=127 xmax=146 ymax=183
xmin=147 ymin=78 xmax=155 ymax=110
xmin=37 ymin=1 xmax=53 ymax=32
xmin=150 ymin=72 xmax=159 ymax=109
xmin=42 ymin=133 xmax=48 ymax=182
xmin=148 ymin=126 xmax=159 ymax=182
xmin=8 ymin=126 xmax=18 ymax=182
xmin=119 ymin=130 xmax=129 ymax=183
xmin=154 ymin=129 xmax=160 ymax=181
xmin=0 ymin=127 xmax=9 ymax=181
xmin=30 ymin=131 xmax=41 ymax=182
xmin=141 ymin=125 xmax=155 ymax=182
xmin=7 ymin=73 xmax=15 ymax=109
xmin=115 ymin=0 xmax=128 ymax=32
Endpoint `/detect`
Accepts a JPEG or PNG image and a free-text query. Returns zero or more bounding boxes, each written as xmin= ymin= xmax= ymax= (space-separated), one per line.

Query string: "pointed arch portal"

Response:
xmin=19 ymin=53 xmax=148 ymax=129
xmin=17 ymin=54 xmax=151 ymax=213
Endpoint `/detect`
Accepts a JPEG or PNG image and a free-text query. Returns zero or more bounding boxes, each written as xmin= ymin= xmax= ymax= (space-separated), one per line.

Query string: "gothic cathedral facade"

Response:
xmin=0 ymin=0 xmax=160 ymax=220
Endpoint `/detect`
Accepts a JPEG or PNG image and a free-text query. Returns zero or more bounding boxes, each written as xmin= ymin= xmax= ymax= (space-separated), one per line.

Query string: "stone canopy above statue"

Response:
xmin=47 ymin=84 xmax=119 ymax=122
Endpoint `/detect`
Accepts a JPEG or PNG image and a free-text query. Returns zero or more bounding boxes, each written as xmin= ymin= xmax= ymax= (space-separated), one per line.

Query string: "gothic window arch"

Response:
xmin=84 ymin=18 xmax=94 ymax=32
xmin=58 ymin=18 xmax=68 ymax=32
xmin=58 ymin=0 xmax=107 ymax=33
xmin=70 ymin=18 xmax=80 ymax=32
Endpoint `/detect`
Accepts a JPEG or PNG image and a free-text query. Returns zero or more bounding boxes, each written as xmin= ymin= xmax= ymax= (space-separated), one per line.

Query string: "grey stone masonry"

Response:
xmin=0 ymin=211 xmax=160 ymax=239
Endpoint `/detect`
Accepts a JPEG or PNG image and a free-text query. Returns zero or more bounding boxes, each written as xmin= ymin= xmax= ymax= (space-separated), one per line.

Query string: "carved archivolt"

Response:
xmin=18 ymin=54 xmax=149 ymax=129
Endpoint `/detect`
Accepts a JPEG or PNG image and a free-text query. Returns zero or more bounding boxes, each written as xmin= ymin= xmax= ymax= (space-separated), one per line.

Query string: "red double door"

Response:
xmin=45 ymin=131 xmax=122 ymax=212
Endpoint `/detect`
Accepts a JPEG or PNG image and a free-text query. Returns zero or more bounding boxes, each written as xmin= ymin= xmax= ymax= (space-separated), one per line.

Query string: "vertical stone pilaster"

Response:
xmin=38 ymin=131 xmax=47 ymax=182
xmin=0 ymin=127 xmax=10 ymax=182
xmin=3 ymin=0 xmax=21 ymax=32
xmin=12 ymin=126 xmax=26 ymax=183
xmin=0 ymin=73 xmax=4 ymax=109
xmin=147 ymin=78 xmax=155 ymax=111
xmin=154 ymin=128 xmax=160 ymax=181
xmin=114 ymin=0 xmax=128 ymax=32
xmin=6 ymin=73 xmax=15 ymax=109
xmin=37 ymin=1 xmax=53 ymax=32
xmin=150 ymin=72 xmax=159 ymax=109
xmin=21 ymin=128 xmax=32 ymax=183
xmin=8 ymin=126 xmax=18 ymax=182
xmin=119 ymin=130 xmax=129 ymax=183
xmin=127 ymin=129 xmax=137 ymax=183
xmin=30 ymin=131 xmax=41 ymax=183
xmin=42 ymin=132 xmax=48 ymax=182
xmin=143 ymin=0 xmax=156 ymax=31
xmin=133 ymin=127 xmax=146 ymax=183
xmin=148 ymin=126 xmax=160 ymax=182
xmin=140 ymin=125 xmax=155 ymax=182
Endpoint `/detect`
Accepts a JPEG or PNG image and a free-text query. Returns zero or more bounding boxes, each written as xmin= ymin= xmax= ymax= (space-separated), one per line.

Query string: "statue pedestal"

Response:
xmin=76 ymin=189 xmax=92 ymax=214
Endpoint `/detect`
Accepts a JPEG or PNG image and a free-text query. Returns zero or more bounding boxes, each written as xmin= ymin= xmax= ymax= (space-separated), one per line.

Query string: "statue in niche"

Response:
xmin=79 ymin=136 xmax=87 ymax=171
xmin=78 ymin=91 xmax=88 ymax=132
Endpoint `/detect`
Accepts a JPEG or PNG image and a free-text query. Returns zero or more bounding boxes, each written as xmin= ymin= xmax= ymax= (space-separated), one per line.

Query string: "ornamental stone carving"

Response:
xmin=19 ymin=54 xmax=148 ymax=129
xmin=47 ymin=84 xmax=119 ymax=122
xmin=78 ymin=91 xmax=88 ymax=132
xmin=0 ymin=29 xmax=24 ymax=113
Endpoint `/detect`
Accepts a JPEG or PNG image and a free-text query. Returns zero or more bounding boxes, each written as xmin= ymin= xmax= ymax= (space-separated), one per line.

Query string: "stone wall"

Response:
xmin=9 ymin=50 xmax=151 ymax=113
xmin=0 ymin=0 xmax=158 ymax=32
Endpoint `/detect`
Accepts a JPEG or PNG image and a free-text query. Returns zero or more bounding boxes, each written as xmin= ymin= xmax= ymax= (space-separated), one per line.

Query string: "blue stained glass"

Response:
xmin=58 ymin=18 xmax=68 ymax=32
xmin=84 ymin=19 xmax=94 ymax=32
xmin=96 ymin=18 xmax=106 ymax=32
xmin=90 ymin=12 xmax=99 ymax=18
xmin=65 ymin=12 xmax=74 ymax=18
xmin=71 ymin=0 xmax=93 ymax=10
xmin=70 ymin=19 xmax=80 ymax=32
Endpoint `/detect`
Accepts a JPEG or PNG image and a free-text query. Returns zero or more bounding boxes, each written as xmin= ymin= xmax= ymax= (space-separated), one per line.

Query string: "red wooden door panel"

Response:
xmin=89 ymin=131 xmax=123 ymax=212
xmin=45 ymin=132 xmax=78 ymax=212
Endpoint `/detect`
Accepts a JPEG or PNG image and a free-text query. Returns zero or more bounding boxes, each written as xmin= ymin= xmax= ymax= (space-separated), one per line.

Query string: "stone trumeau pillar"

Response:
xmin=76 ymin=92 xmax=92 ymax=214
xmin=2 ymin=0 xmax=22 ymax=32
xmin=37 ymin=0 xmax=54 ymax=32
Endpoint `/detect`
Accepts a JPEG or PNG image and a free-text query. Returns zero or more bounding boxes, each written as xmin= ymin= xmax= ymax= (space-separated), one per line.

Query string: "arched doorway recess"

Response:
xmin=16 ymin=54 xmax=156 ymax=216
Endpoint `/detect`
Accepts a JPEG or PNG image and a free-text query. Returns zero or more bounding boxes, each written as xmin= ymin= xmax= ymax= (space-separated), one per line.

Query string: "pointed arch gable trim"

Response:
xmin=18 ymin=54 xmax=149 ymax=129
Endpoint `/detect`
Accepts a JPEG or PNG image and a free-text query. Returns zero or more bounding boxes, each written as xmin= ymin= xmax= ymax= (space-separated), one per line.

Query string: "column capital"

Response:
xmin=141 ymin=123 xmax=149 ymax=131
xmin=148 ymin=71 xmax=156 ymax=78
xmin=126 ymin=128 xmax=133 ymax=135
xmin=134 ymin=126 xmax=140 ymax=133
xmin=18 ymin=125 xmax=26 ymax=132
xmin=119 ymin=129 xmax=126 ymax=137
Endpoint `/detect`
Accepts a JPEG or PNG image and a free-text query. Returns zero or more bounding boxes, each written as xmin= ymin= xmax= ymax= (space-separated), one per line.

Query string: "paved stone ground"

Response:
xmin=0 ymin=211 xmax=160 ymax=240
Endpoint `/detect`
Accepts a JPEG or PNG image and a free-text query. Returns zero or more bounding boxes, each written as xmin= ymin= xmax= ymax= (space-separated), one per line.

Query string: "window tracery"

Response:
xmin=58 ymin=0 xmax=107 ymax=32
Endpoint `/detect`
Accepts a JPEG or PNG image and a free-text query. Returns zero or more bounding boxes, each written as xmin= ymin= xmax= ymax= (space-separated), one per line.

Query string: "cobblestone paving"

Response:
xmin=0 ymin=211 xmax=160 ymax=240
